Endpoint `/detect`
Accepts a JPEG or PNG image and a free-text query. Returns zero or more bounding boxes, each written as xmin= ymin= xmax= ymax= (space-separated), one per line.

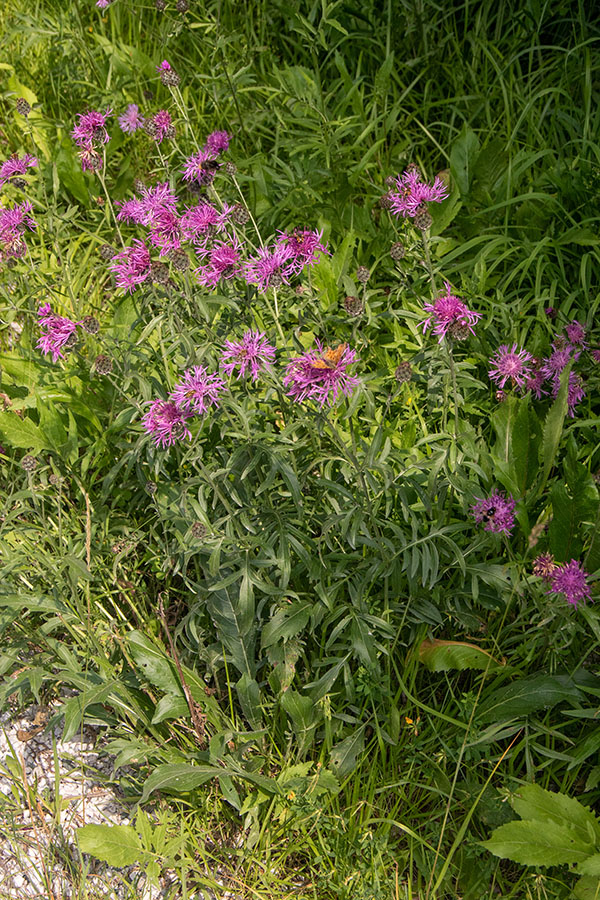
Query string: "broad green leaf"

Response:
xmin=61 ymin=681 xmax=118 ymax=742
xmin=573 ymin=875 xmax=600 ymax=900
xmin=482 ymin=819 xmax=592 ymax=866
xmin=236 ymin=674 xmax=262 ymax=729
xmin=418 ymin=639 xmax=505 ymax=672
xmin=76 ymin=824 xmax=142 ymax=867
xmin=281 ymin=690 xmax=319 ymax=753
xmin=510 ymin=784 xmax=600 ymax=847
xmin=126 ymin=630 xmax=183 ymax=696
xmin=0 ymin=411 xmax=50 ymax=453
xmin=450 ymin=124 xmax=480 ymax=196
xmin=139 ymin=764 xmax=223 ymax=803
xmin=151 ymin=693 xmax=189 ymax=724
xmin=511 ymin=395 xmax=541 ymax=495
xmin=577 ymin=856 xmax=600 ymax=876
xmin=261 ymin=602 xmax=311 ymax=648
xmin=477 ymin=674 xmax=583 ymax=723
xmin=329 ymin=727 xmax=366 ymax=779
xmin=205 ymin=583 xmax=256 ymax=678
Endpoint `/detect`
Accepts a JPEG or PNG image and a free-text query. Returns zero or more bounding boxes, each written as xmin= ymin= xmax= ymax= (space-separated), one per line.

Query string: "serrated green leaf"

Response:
xmin=261 ymin=602 xmax=311 ymax=648
xmin=511 ymin=784 xmax=600 ymax=847
xmin=329 ymin=727 xmax=365 ymax=779
xmin=482 ymin=819 xmax=592 ymax=866
xmin=126 ymin=631 xmax=183 ymax=696
xmin=538 ymin=362 xmax=572 ymax=495
xmin=418 ymin=638 xmax=504 ymax=672
xmin=76 ymin=824 xmax=142 ymax=867
xmin=0 ymin=411 xmax=50 ymax=453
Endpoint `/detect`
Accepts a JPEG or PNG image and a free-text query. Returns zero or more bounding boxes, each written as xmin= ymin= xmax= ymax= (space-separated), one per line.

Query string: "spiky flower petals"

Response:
xmin=220 ymin=330 xmax=276 ymax=381
xmin=182 ymin=147 xmax=220 ymax=186
xmin=0 ymin=200 xmax=37 ymax=260
xmin=193 ymin=240 xmax=242 ymax=288
xmin=205 ymin=131 xmax=231 ymax=154
xmin=142 ymin=399 xmax=193 ymax=449
xmin=243 ymin=243 xmax=295 ymax=293
xmin=565 ymin=320 xmax=587 ymax=347
xmin=283 ymin=342 xmax=359 ymax=407
xmin=548 ymin=559 xmax=592 ymax=608
xmin=488 ymin=344 xmax=534 ymax=392
xmin=109 ymin=240 xmax=152 ymax=292
xmin=389 ymin=168 xmax=449 ymax=219
xmin=533 ymin=553 xmax=557 ymax=581
xmin=36 ymin=303 xmax=81 ymax=362
xmin=470 ymin=489 xmax=516 ymax=535
xmin=169 ymin=366 xmax=226 ymax=416
xmin=0 ymin=154 xmax=38 ymax=188
xmin=118 ymin=104 xmax=145 ymax=134
xmin=276 ymin=229 xmax=328 ymax=273
xmin=421 ymin=282 xmax=481 ymax=342
xmin=152 ymin=110 xmax=174 ymax=143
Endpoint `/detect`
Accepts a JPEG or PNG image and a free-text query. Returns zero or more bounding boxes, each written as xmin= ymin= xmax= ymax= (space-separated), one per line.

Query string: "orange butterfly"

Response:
xmin=309 ymin=343 xmax=347 ymax=370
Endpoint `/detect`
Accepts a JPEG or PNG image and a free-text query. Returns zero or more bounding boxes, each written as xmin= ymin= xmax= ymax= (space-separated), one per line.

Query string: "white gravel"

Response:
xmin=0 ymin=703 xmax=169 ymax=899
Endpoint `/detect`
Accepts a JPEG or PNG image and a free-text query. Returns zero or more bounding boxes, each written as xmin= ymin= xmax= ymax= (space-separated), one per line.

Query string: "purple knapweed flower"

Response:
xmin=548 ymin=559 xmax=592 ymax=608
xmin=149 ymin=209 xmax=181 ymax=255
xmin=109 ymin=240 xmax=152 ymax=292
xmin=180 ymin=202 xmax=231 ymax=244
xmin=389 ymin=168 xmax=449 ymax=219
xmin=0 ymin=200 xmax=37 ymax=260
xmin=169 ymin=366 xmax=226 ymax=416
xmin=153 ymin=110 xmax=173 ymax=143
xmin=0 ymin=154 xmax=38 ymax=188
xmin=220 ymin=330 xmax=276 ymax=381
xmin=488 ymin=344 xmax=534 ymax=392
xmin=565 ymin=320 xmax=587 ymax=347
xmin=117 ymin=182 xmax=178 ymax=227
xmin=182 ymin=147 xmax=220 ymax=185
xmin=96 ymin=0 xmax=112 ymax=7
xmin=283 ymin=341 xmax=359 ymax=407
xmin=205 ymin=130 xmax=231 ymax=154
xmin=142 ymin=399 xmax=193 ymax=449
xmin=470 ymin=489 xmax=516 ymax=535
xmin=541 ymin=344 xmax=579 ymax=385
xmin=71 ymin=107 xmax=112 ymax=149
xmin=533 ymin=553 xmax=557 ymax=581
xmin=563 ymin=371 xmax=586 ymax=417
xmin=36 ymin=303 xmax=81 ymax=362
xmin=276 ymin=229 xmax=328 ymax=273
xmin=118 ymin=104 xmax=145 ymax=134
xmin=524 ymin=360 xmax=547 ymax=399
xmin=243 ymin=243 xmax=295 ymax=293
xmin=591 ymin=349 xmax=600 ymax=364
xmin=193 ymin=239 xmax=242 ymax=288
xmin=156 ymin=60 xmax=172 ymax=74
xmin=421 ymin=282 xmax=481 ymax=342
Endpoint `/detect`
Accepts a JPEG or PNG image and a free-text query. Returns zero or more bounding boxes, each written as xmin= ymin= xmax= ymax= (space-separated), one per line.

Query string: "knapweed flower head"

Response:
xmin=548 ymin=559 xmax=592 ymax=608
xmin=169 ymin=366 xmax=226 ymax=415
xmin=389 ymin=167 xmax=449 ymax=219
xmin=156 ymin=60 xmax=180 ymax=87
xmin=541 ymin=344 xmax=579 ymax=385
xmin=182 ymin=147 xmax=220 ymax=186
xmin=142 ymin=399 xmax=193 ymax=449
xmin=117 ymin=182 xmax=178 ymax=229
xmin=205 ymin=130 xmax=231 ymax=154
xmin=109 ymin=239 xmax=152 ymax=292
xmin=193 ymin=239 xmax=242 ymax=288
xmin=148 ymin=209 xmax=182 ymax=256
xmin=118 ymin=104 xmax=145 ymax=134
xmin=488 ymin=344 xmax=534 ymax=392
xmin=152 ymin=110 xmax=174 ymax=143
xmin=564 ymin=371 xmax=586 ymax=417
xmin=533 ymin=553 xmax=557 ymax=581
xmin=180 ymin=201 xmax=231 ymax=244
xmin=220 ymin=330 xmax=276 ymax=381
xmin=565 ymin=319 xmax=587 ymax=347
xmin=0 ymin=200 xmax=37 ymax=260
xmin=276 ymin=229 xmax=328 ymax=273
xmin=243 ymin=242 xmax=295 ymax=293
xmin=0 ymin=154 xmax=38 ymax=189
xmin=421 ymin=282 xmax=481 ymax=342
xmin=283 ymin=341 xmax=359 ymax=407
xmin=36 ymin=303 xmax=82 ymax=362
xmin=470 ymin=489 xmax=516 ymax=535
xmin=71 ymin=108 xmax=112 ymax=150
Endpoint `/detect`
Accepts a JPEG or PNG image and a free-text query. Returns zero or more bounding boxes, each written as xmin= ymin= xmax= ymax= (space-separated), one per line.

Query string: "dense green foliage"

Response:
xmin=1 ymin=1 xmax=600 ymax=897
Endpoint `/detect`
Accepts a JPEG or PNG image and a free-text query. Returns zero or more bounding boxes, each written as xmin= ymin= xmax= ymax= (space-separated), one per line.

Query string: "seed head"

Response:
xmin=191 ymin=521 xmax=207 ymax=540
xmin=63 ymin=331 xmax=79 ymax=350
xmin=390 ymin=242 xmax=405 ymax=261
xmin=143 ymin=120 xmax=159 ymax=140
xmin=384 ymin=174 xmax=396 ymax=187
xmin=225 ymin=161 xmax=237 ymax=176
xmin=232 ymin=203 xmax=250 ymax=225
xmin=99 ymin=243 xmax=115 ymax=260
xmin=176 ymin=0 xmax=189 ymax=10
xmin=155 ymin=0 xmax=166 ymax=8
xmin=150 ymin=261 xmax=170 ymax=284
xmin=344 ymin=295 xmax=364 ymax=317
xmin=356 ymin=266 xmax=370 ymax=283
xmin=160 ymin=69 xmax=181 ymax=88
xmin=81 ymin=315 xmax=100 ymax=334
xmin=94 ymin=354 xmax=113 ymax=375
xmin=16 ymin=98 xmax=31 ymax=117
xmin=146 ymin=481 xmax=158 ymax=495
xmin=49 ymin=473 xmax=63 ymax=485
xmin=133 ymin=178 xmax=146 ymax=195
xmin=447 ymin=320 xmax=472 ymax=341
xmin=21 ymin=455 xmax=38 ymax=473
xmin=379 ymin=192 xmax=394 ymax=209
xmin=395 ymin=361 xmax=412 ymax=383
xmin=169 ymin=248 xmax=190 ymax=271
xmin=413 ymin=204 xmax=433 ymax=230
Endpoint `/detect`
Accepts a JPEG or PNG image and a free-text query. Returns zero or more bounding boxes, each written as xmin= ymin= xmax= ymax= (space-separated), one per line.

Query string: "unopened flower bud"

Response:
xmin=413 ymin=205 xmax=433 ymax=231
xmin=395 ymin=361 xmax=412 ymax=383
xmin=356 ymin=266 xmax=370 ymax=283
xmin=21 ymin=455 xmax=38 ymax=473
xmin=390 ymin=242 xmax=405 ymax=261
xmin=16 ymin=98 xmax=31 ymax=117
xmin=94 ymin=354 xmax=113 ymax=375
xmin=344 ymin=295 xmax=364 ymax=317
xmin=81 ymin=316 xmax=100 ymax=334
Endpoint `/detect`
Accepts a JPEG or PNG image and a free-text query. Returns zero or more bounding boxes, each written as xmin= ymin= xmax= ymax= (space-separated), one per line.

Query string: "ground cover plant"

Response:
xmin=1 ymin=0 xmax=600 ymax=897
